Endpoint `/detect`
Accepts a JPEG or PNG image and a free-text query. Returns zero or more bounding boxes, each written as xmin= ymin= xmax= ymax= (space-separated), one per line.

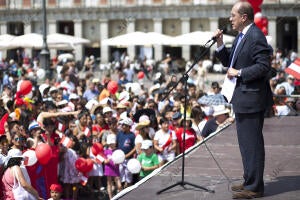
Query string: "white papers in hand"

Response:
xmin=221 ymin=76 xmax=237 ymax=103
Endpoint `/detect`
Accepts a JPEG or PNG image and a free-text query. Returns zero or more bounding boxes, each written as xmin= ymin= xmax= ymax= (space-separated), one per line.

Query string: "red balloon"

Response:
xmin=137 ymin=71 xmax=145 ymax=79
xmin=261 ymin=17 xmax=268 ymax=27
xmin=107 ymin=81 xmax=118 ymax=94
xmin=75 ymin=157 xmax=87 ymax=173
xmin=247 ymin=0 xmax=263 ymax=8
xmin=247 ymin=0 xmax=263 ymax=14
xmin=85 ymin=158 xmax=94 ymax=172
xmin=35 ymin=143 xmax=52 ymax=165
xmin=75 ymin=157 xmax=93 ymax=173
xmin=91 ymin=142 xmax=104 ymax=156
xmin=262 ymin=26 xmax=268 ymax=35
xmin=19 ymin=80 xmax=32 ymax=95
xmin=254 ymin=17 xmax=263 ymax=29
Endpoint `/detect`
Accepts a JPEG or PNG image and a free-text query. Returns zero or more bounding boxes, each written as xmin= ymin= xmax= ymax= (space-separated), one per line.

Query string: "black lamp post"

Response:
xmin=40 ymin=0 xmax=50 ymax=79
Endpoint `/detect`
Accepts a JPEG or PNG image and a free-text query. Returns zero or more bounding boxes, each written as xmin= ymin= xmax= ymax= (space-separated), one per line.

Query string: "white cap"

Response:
xmin=213 ymin=105 xmax=230 ymax=117
xmin=57 ymin=99 xmax=68 ymax=106
xmin=85 ymin=99 xmax=99 ymax=111
xmin=141 ymin=140 xmax=153 ymax=149
xmin=28 ymin=121 xmax=40 ymax=131
xmin=69 ymin=93 xmax=80 ymax=100
xmin=39 ymin=84 xmax=50 ymax=95
xmin=49 ymin=86 xmax=58 ymax=93
xmin=103 ymin=106 xmax=113 ymax=114
xmin=119 ymin=117 xmax=133 ymax=126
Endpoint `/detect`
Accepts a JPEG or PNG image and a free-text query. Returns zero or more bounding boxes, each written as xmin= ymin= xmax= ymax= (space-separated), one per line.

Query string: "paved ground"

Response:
xmin=116 ymin=116 xmax=300 ymax=200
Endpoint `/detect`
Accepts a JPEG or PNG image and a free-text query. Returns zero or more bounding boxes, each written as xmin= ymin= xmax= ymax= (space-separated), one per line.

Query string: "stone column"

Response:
xmin=24 ymin=23 xmax=32 ymax=58
xmin=48 ymin=20 xmax=57 ymax=58
xmin=268 ymin=17 xmax=277 ymax=51
xmin=100 ymin=19 xmax=109 ymax=64
xmin=0 ymin=22 xmax=7 ymax=59
xmin=209 ymin=17 xmax=219 ymax=57
xmin=181 ymin=18 xmax=190 ymax=61
xmin=153 ymin=18 xmax=163 ymax=61
xmin=74 ymin=19 xmax=83 ymax=61
xmin=126 ymin=18 xmax=135 ymax=61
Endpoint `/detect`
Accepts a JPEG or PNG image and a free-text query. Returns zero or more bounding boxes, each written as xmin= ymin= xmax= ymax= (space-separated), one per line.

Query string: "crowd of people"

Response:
xmin=0 ymin=36 xmax=299 ymax=199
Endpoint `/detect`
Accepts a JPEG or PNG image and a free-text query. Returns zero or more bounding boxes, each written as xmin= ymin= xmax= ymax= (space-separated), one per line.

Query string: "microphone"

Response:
xmin=210 ymin=27 xmax=227 ymax=42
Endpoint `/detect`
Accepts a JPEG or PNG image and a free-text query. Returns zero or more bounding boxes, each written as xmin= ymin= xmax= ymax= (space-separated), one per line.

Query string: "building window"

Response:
xmin=58 ymin=0 xmax=72 ymax=7
xmin=85 ymin=0 xmax=98 ymax=7
xmin=9 ymin=0 xmax=23 ymax=9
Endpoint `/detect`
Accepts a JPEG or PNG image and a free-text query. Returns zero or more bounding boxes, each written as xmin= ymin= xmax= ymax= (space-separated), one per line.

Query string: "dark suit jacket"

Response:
xmin=216 ymin=24 xmax=273 ymax=113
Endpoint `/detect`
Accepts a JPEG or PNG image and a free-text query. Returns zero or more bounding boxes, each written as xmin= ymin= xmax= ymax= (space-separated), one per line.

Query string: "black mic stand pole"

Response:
xmin=157 ymin=38 xmax=217 ymax=195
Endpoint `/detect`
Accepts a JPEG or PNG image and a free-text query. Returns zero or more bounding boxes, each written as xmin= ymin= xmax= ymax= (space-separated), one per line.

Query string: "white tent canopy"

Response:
xmin=102 ymin=31 xmax=235 ymax=47
xmin=170 ymin=31 xmax=235 ymax=46
xmin=102 ymin=31 xmax=174 ymax=46
xmin=0 ymin=34 xmax=16 ymax=50
xmin=3 ymin=33 xmax=90 ymax=50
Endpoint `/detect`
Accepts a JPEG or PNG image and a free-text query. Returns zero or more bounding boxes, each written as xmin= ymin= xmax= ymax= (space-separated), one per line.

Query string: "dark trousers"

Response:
xmin=235 ymin=111 xmax=265 ymax=193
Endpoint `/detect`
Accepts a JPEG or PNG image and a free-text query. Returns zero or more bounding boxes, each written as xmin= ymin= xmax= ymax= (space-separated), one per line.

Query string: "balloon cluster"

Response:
xmin=254 ymin=12 xmax=268 ymax=36
xmin=247 ymin=0 xmax=268 ymax=36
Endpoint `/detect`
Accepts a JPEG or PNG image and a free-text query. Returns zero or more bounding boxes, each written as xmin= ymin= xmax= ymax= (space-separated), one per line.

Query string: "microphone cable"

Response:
xmin=195 ymin=119 xmax=238 ymax=194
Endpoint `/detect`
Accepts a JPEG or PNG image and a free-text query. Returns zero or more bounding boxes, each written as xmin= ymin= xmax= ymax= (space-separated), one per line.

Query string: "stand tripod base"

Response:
xmin=157 ymin=181 xmax=215 ymax=194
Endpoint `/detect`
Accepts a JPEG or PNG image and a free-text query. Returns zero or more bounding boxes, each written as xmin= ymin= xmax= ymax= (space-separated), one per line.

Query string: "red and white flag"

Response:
xmin=285 ymin=58 xmax=300 ymax=80
xmin=84 ymin=127 xmax=91 ymax=137
xmin=80 ymin=175 xmax=88 ymax=186
xmin=95 ymin=154 xmax=106 ymax=164
xmin=60 ymin=136 xmax=72 ymax=148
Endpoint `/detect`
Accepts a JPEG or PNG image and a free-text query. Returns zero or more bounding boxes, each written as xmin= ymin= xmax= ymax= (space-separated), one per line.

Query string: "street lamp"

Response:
xmin=40 ymin=0 xmax=50 ymax=80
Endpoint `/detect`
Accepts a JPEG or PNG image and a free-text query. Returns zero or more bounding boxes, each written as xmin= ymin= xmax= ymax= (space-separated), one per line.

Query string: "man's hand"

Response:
xmin=214 ymin=29 xmax=224 ymax=47
xmin=227 ymin=68 xmax=239 ymax=79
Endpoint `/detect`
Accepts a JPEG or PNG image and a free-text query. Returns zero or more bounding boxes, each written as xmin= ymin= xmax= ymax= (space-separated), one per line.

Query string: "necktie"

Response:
xmin=230 ymin=32 xmax=244 ymax=67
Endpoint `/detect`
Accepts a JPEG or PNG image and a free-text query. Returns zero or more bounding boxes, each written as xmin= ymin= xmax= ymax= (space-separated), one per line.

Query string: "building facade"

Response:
xmin=0 ymin=0 xmax=299 ymax=63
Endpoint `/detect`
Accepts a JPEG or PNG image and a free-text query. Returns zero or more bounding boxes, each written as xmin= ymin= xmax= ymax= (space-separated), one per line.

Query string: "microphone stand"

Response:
xmin=157 ymin=38 xmax=217 ymax=195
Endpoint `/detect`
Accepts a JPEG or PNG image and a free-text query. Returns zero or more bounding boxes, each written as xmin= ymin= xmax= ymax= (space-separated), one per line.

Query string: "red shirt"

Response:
xmin=175 ymin=127 xmax=197 ymax=153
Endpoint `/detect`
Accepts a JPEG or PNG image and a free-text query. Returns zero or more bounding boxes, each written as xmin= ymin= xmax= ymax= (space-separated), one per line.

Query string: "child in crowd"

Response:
xmin=48 ymin=183 xmax=63 ymax=200
xmin=104 ymin=134 xmax=122 ymax=199
xmin=137 ymin=140 xmax=159 ymax=179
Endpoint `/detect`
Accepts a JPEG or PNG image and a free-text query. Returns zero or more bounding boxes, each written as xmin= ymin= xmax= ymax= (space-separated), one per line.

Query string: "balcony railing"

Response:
xmin=0 ymin=0 xmax=297 ymax=9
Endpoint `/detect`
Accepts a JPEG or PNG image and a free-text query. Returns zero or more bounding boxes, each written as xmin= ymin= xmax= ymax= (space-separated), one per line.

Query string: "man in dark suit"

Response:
xmin=213 ymin=1 xmax=273 ymax=199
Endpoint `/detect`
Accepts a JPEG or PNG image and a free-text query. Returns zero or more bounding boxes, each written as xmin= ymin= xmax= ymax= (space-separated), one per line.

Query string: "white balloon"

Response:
xmin=127 ymin=158 xmax=141 ymax=174
xmin=111 ymin=149 xmax=125 ymax=164
xmin=23 ymin=150 xmax=38 ymax=166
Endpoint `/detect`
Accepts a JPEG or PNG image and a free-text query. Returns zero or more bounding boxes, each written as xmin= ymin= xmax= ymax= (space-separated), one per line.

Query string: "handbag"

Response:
xmin=12 ymin=166 xmax=36 ymax=200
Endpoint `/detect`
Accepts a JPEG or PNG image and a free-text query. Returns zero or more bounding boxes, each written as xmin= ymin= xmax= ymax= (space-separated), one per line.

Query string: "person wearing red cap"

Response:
xmin=48 ymin=183 xmax=63 ymax=200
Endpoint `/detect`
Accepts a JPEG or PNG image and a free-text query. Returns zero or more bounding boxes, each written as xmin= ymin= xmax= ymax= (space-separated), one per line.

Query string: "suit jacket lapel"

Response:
xmin=231 ymin=24 xmax=254 ymax=68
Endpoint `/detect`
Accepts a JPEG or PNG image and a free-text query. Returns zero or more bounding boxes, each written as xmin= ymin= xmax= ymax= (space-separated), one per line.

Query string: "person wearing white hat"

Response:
xmin=2 ymin=149 xmax=41 ymax=199
xmin=116 ymin=117 xmax=135 ymax=188
xmin=103 ymin=133 xmax=122 ymax=200
xmin=274 ymin=74 xmax=295 ymax=95
xmin=137 ymin=140 xmax=159 ymax=179
xmin=201 ymin=105 xmax=234 ymax=138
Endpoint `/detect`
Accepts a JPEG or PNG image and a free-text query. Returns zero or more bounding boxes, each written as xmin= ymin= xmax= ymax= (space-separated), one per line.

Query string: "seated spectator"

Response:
xmin=201 ymin=105 xmax=234 ymax=138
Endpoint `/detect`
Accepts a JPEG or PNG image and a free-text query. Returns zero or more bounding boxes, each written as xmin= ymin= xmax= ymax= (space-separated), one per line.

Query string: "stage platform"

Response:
xmin=114 ymin=116 xmax=300 ymax=200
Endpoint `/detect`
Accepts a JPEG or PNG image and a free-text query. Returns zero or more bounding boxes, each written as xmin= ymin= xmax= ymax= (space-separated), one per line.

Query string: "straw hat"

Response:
xmin=135 ymin=120 xmax=150 ymax=130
